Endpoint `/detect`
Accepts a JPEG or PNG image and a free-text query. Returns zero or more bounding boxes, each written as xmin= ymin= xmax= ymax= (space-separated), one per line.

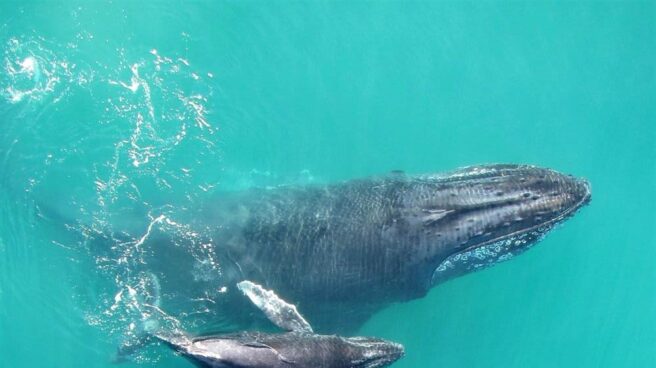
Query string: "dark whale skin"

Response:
xmin=199 ymin=164 xmax=591 ymax=331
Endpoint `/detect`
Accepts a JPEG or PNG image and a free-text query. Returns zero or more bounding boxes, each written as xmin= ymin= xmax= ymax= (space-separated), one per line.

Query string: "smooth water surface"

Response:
xmin=1 ymin=1 xmax=654 ymax=367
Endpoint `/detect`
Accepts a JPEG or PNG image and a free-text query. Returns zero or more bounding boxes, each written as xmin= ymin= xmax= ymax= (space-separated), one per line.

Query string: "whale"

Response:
xmin=149 ymin=280 xmax=404 ymax=368
xmin=162 ymin=163 xmax=590 ymax=332
xmin=46 ymin=163 xmax=591 ymax=334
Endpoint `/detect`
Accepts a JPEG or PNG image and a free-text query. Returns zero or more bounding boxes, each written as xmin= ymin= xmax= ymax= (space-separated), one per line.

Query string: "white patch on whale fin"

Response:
xmin=238 ymin=341 xmax=295 ymax=364
xmin=237 ymin=280 xmax=313 ymax=333
xmin=422 ymin=209 xmax=454 ymax=225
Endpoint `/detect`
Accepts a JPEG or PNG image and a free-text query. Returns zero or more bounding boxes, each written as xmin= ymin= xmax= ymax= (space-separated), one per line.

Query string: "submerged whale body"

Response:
xmin=190 ymin=164 xmax=591 ymax=331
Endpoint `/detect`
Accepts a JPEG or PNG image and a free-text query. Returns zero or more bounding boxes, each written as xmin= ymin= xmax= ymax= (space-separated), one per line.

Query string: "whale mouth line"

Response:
xmin=430 ymin=179 xmax=591 ymax=285
xmin=459 ymin=180 xmax=591 ymax=255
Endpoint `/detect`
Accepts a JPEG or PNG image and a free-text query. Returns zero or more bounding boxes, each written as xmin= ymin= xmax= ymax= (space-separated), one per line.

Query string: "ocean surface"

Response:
xmin=1 ymin=1 xmax=654 ymax=367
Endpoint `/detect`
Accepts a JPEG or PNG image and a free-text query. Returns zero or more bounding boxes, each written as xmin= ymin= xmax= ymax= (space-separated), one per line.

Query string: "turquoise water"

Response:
xmin=1 ymin=1 xmax=655 ymax=367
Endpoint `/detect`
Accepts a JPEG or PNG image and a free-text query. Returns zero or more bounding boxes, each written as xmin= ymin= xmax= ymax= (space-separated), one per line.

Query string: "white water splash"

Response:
xmin=3 ymin=34 xmax=221 ymax=362
xmin=1 ymin=37 xmax=79 ymax=103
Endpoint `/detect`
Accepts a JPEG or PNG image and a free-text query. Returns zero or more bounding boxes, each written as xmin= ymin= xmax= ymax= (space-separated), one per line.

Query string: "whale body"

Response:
xmin=151 ymin=281 xmax=404 ymax=368
xmin=179 ymin=164 xmax=591 ymax=331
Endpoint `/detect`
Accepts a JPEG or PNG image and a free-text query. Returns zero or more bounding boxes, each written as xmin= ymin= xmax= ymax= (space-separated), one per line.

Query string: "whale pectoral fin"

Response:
xmin=237 ymin=280 xmax=313 ymax=333
xmin=240 ymin=341 xmax=296 ymax=365
xmin=242 ymin=341 xmax=274 ymax=349
xmin=422 ymin=209 xmax=454 ymax=225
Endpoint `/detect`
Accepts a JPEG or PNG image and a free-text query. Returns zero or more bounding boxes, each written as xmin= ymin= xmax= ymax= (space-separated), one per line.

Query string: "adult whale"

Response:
xmin=186 ymin=164 xmax=591 ymax=332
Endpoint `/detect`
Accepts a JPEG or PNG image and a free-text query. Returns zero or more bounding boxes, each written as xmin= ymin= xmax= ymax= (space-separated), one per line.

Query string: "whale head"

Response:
xmin=344 ymin=336 xmax=405 ymax=368
xmin=395 ymin=164 xmax=591 ymax=289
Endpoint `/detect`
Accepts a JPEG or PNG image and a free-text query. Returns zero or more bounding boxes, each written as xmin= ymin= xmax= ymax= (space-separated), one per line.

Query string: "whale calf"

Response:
xmin=188 ymin=164 xmax=591 ymax=331
xmin=153 ymin=280 xmax=404 ymax=368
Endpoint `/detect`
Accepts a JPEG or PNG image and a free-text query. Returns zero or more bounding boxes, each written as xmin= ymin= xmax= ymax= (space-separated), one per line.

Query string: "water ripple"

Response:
xmin=2 ymin=32 xmax=222 ymax=363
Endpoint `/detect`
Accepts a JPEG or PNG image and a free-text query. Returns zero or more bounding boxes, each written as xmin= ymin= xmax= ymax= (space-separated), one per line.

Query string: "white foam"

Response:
xmin=19 ymin=56 xmax=37 ymax=75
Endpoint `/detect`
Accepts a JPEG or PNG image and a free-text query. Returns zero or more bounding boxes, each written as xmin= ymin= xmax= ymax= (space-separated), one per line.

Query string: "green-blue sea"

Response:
xmin=1 ymin=1 xmax=655 ymax=367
